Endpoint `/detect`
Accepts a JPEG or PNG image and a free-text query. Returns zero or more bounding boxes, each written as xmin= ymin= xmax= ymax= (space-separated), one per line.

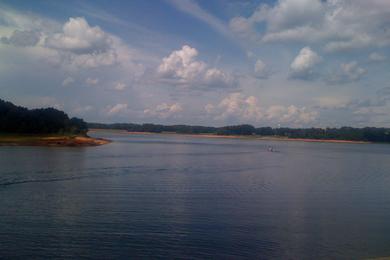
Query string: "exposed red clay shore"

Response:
xmin=113 ymin=130 xmax=369 ymax=144
xmin=0 ymin=135 xmax=111 ymax=147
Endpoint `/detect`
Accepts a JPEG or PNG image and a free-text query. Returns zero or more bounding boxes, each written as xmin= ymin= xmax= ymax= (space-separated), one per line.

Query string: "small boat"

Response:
xmin=267 ymin=146 xmax=274 ymax=152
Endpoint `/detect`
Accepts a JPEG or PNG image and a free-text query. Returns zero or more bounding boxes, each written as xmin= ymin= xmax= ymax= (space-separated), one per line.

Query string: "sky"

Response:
xmin=1 ymin=0 xmax=390 ymax=127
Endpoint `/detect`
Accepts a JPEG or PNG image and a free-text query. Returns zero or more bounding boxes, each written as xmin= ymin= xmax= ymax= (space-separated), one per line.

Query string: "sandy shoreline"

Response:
xmin=91 ymin=129 xmax=369 ymax=144
xmin=0 ymin=135 xmax=111 ymax=147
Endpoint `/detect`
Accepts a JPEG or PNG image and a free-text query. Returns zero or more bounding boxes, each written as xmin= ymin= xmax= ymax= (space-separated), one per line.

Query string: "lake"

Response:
xmin=1 ymin=131 xmax=390 ymax=259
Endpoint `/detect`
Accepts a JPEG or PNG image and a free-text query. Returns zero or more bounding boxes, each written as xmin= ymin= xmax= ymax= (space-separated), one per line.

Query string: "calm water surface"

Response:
xmin=1 ymin=131 xmax=390 ymax=259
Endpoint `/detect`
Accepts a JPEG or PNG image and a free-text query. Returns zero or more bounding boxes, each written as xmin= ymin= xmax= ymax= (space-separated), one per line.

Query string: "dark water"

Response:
xmin=1 ymin=131 xmax=390 ymax=259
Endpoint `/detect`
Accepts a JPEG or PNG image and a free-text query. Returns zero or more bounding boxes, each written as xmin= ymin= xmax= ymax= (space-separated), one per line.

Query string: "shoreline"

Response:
xmin=0 ymin=134 xmax=111 ymax=147
xmin=90 ymin=129 xmax=370 ymax=144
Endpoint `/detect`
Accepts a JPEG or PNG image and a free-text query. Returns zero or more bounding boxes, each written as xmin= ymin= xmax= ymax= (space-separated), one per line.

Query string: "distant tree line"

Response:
xmin=88 ymin=122 xmax=390 ymax=143
xmin=0 ymin=99 xmax=88 ymax=134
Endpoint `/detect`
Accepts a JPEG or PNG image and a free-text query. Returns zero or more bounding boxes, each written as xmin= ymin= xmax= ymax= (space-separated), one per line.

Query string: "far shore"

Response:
xmin=0 ymin=134 xmax=111 ymax=147
xmin=89 ymin=129 xmax=370 ymax=144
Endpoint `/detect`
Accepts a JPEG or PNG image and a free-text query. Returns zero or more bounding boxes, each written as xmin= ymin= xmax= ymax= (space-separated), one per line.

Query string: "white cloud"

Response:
xmin=158 ymin=45 xmax=236 ymax=89
xmin=206 ymin=93 xmax=318 ymax=125
xmin=263 ymin=0 xmax=324 ymax=35
xmin=45 ymin=17 xmax=110 ymax=53
xmin=62 ymin=76 xmax=74 ymax=86
xmin=107 ymin=103 xmax=128 ymax=116
xmin=340 ymin=62 xmax=366 ymax=80
xmin=314 ymin=96 xmax=350 ymax=109
xmin=1 ymin=30 xmax=41 ymax=47
xmin=0 ymin=6 xmax=60 ymax=33
xmin=254 ymin=59 xmax=269 ymax=78
xmin=353 ymin=106 xmax=388 ymax=116
xmin=144 ymin=103 xmax=183 ymax=118
xmin=69 ymin=49 xmax=118 ymax=68
xmin=369 ymin=52 xmax=386 ymax=62
xmin=2 ymin=4 xmax=388 ymax=127
xmin=0 ymin=11 xmax=150 ymax=123
xmin=229 ymin=0 xmax=324 ymax=43
xmin=166 ymin=0 xmax=232 ymax=39
xmin=65 ymin=34 xmax=145 ymax=70
xmin=18 ymin=46 xmax=63 ymax=65
xmin=158 ymin=45 xmax=206 ymax=81
xmin=85 ymin=77 xmax=99 ymax=85
xmin=328 ymin=61 xmax=366 ymax=84
xmin=114 ymin=82 xmax=126 ymax=91
xmin=206 ymin=93 xmax=245 ymax=122
xmin=230 ymin=0 xmax=390 ymax=52
xmin=203 ymin=68 xmax=235 ymax=88
xmin=246 ymin=51 xmax=255 ymax=58
xmin=213 ymin=93 xmax=263 ymax=122
xmin=204 ymin=103 xmax=215 ymax=113
xmin=1 ymin=14 xmax=146 ymax=73
xmin=266 ymin=105 xmax=318 ymax=124
xmin=229 ymin=17 xmax=256 ymax=40
xmin=324 ymin=35 xmax=373 ymax=53
xmin=289 ymin=46 xmax=321 ymax=79
xmin=64 ymin=34 xmax=144 ymax=70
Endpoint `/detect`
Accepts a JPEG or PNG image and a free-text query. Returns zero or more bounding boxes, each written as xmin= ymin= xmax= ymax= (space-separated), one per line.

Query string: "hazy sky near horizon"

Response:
xmin=1 ymin=0 xmax=390 ymax=127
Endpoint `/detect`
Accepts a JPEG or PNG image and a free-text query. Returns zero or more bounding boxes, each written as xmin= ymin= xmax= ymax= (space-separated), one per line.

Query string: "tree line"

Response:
xmin=0 ymin=99 xmax=87 ymax=134
xmin=3 ymin=96 xmax=387 ymax=142
xmin=88 ymin=122 xmax=390 ymax=143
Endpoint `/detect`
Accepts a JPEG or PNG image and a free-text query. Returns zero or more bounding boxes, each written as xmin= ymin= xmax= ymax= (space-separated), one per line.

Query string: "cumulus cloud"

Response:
xmin=203 ymin=68 xmax=235 ymax=88
xmin=211 ymin=93 xmax=263 ymax=122
xmin=45 ymin=17 xmax=110 ymax=53
xmin=254 ymin=59 xmax=269 ymax=78
xmin=324 ymin=35 xmax=373 ymax=53
xmin=1 ymin=30 xmax=41 ymax=47
xmin=229 ymin=0 xmax=390 ymax=52
xmin=64 ymin=33 xmax=143 ymax=70
xmin=158 ymin=45 xmax=206 ymax=81
xmin=114 ymin=82 xmax=126 ymax=91
xmin=314 ymin=96 xmax=350 ymax=109
xmin=85 ymin=77 xmax=99 ymax=85
xmin=1 ymin=14 xmax=145 ymax=72
xmin=266 ymin=105 xmax=318 ymax=124
xmin=0 ymin=10 xmax=151 ymax=124
xmin=68 ymin=50 xmax=118 ymax=68
xmin=2 ymin=4 xmax=387 ymax=127
xmin=229 ymin=0 xmax=324 ymax=43
xmin=353 ymin=106 xmax=388 ymax=116
xmin=246 ymin=51 xmax=255 ymax=58
xmin=289 ymin=46 xmax=321 ymax=79
xmin=62 ymin=76 xmax=74 ymax=86
xmin=340 ymin=62 xmax=366 ymax=80
xmin=328 ymin=61 xmax=366 ymax=84
xmin=144 ymin=103 xmax=183 ymax=119
xmin=107 ymin=103 xmax=128 ymax=116
xmin=206 ymin=93 xmax=318 ymax=125
xmin=348 ymin=90 xmax=390 ymax=126
xmin=157 ymin=45 xmax=236 ymax=89
xmin=204 ymin=103 xmax=215 ymax=113
xmin=369 ymin=52 xmax=387 ymax=62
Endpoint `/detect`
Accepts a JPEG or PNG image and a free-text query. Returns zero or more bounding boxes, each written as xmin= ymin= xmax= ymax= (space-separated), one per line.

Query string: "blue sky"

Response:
xmin=1 ymin=0 xmax=390 ymax=127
